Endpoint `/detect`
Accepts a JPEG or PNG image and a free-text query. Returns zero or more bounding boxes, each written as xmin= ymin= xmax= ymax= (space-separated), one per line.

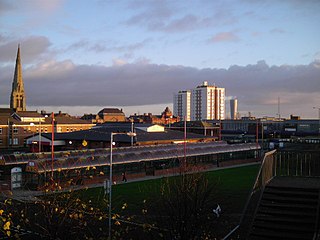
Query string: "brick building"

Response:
xmin=130 ymin=107 xmax=179 ymax=125
xmin=0 ymin=109 xmax=94 ymax=151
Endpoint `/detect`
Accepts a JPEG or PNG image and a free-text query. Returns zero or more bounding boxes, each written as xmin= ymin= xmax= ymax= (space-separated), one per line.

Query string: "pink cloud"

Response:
xmin=210 ymin=32 xmax=239 ymax=43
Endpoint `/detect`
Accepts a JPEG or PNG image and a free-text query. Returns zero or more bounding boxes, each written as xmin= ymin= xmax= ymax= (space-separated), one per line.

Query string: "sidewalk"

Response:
xmin=5 ymin=161 xmax=260 ymax=201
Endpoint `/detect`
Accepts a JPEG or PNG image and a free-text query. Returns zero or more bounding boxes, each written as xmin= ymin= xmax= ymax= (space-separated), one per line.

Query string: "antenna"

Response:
xmin=277 ymin=97 xmax=281 ymax=119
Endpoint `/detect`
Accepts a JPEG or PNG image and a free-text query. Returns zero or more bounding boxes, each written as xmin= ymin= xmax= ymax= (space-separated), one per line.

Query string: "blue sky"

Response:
xmin=0 ymin=0 xmax=319 ymax=118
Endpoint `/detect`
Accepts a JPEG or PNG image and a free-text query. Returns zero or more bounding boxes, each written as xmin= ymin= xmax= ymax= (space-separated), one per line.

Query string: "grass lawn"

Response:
xmin=77 ymin=164 xmax=260 ymax=238
xmin=81 ymin=164 xmax=260 ymax=215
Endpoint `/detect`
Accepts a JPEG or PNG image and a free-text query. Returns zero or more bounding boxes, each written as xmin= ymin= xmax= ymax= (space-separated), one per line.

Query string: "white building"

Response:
xmin=191 ymin=81 xmax=225 ymax=121
xmin=173 ymin=81 xmax=225 ymax=121
xmin=230 ymin=98 xmax=238 ymax=120
xmin=173 ymin=90 xmax=191 ymax=121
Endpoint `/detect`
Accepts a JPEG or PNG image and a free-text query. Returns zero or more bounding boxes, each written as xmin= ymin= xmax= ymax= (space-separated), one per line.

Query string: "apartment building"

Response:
xmin=173 ymin=81 xmax=225 ymax=121
xmin=173 ymin=90 xmax=191 ymax=121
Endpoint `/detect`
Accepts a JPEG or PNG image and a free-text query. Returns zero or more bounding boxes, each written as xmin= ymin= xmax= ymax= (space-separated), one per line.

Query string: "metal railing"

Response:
xmin=223 ymin=149 xmax=320 ymax=239
xmin=223 ymin=150 xmax=276 ymax=240
xmin=314 ymin=191 xmax=320 ymax=240
xmin=252 ymin=150 xmax=277 ymax=192
xmin=275 ymin=150 xmax=320 ymax=177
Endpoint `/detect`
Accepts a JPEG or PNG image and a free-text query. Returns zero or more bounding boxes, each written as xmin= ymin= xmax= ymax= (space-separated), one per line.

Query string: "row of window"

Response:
xmin=0 ymin=138 xmax=19 ymax=145
xmin=0 ymin=126 xmax=84 ymax=134
xmin=57 ymin=127 xmax=83 ymax=133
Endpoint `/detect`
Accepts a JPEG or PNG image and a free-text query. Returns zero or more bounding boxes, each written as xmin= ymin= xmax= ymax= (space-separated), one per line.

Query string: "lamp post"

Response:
xmin=108 ymin=131 xmax=136 ymax=239
xmin=169 ymin=115 xmax=173 ymax=129
xmin=39 ymin=117 xmax=41 ymax=153
xmin=29 ymin=123 xmax=36 ymax=151
xmin=261 ymin=121 xmax=264 ymax=152
xmin=130 ymin=118 xmax=134 ymax=147
xmin=313 ymin=107 xmax=320 ymax=135
xmin=51 ymin=112 xmax=55 ymax=179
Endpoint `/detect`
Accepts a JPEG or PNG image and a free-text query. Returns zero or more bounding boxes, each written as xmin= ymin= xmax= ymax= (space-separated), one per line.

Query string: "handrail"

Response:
xmin=252 ymin=149 xmax=276 ymax=192
xmin=276 ymin=150 xmax=320 ymax=177
xmin=222 ymin=225 xmax=239 ymax=240
xmin=223 ymin=150 xmax=277 ymax=240
xmin=313 ymin=190 xmax=320 ymax=240
xmin=224 ymin=149 xmax=320 ymax=239
xmin=239 ymin=150 xmax=276 ymax=224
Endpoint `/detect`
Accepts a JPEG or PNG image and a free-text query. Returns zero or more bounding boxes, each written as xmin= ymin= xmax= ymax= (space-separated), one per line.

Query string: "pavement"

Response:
xmin=3 ymin=162 xmax=260 ymax=201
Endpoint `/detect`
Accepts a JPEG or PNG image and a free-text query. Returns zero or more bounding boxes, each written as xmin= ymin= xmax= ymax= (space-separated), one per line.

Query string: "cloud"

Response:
xmin=270 ymin=28 xmax=286 ymax=34
xmin=112 ymin=58 xmax=127 ymax=66
xmin=125 ymin=1 xmax=237 ymax=33
xmin=65 ymin=39 xmax=151 ymax=54
xmin=0 ymin=36 xmax=51 ymax=63
xmin=67 ymin=40 xmax=107 ymax=53
xmin=0 ymin=0 xmax=63 ymax=14
xmin=162 ymin=14 xmax=199 ymax=32
xmin=0 ymin=0 xmax=14 ymax=14
xmin=1 ymin=58 xmax=319 ymax=118
xmin=125 ymin=0 xmax=172 ymax=29
xmin=314 ymin=51 xmax=320 ymax=60
xmin=0 ymin=0 xmax=64 ymax=32
xmin=31 ymin=0 xmax=63 ymax=13
xmin=251 ymin=31 xmax=262 ymax=37
xmin=209 ymin=32 xmax=240 ymax=43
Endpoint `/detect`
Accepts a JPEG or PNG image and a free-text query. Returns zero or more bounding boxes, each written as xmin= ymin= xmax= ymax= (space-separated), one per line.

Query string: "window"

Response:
xmin=13 ymin=127 xmax=18 ymax=134
xmin=0 ymin=127 xmax=2 ymax=134
xmin=0 ymin=139 xmax=2 ymax=145
xmin=13 ymin=138 xmax=19 ymax=145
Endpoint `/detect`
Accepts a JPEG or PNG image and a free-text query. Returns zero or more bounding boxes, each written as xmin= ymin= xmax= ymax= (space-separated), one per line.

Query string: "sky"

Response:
xmin=0 ymin=0 xmax=319 ymax=118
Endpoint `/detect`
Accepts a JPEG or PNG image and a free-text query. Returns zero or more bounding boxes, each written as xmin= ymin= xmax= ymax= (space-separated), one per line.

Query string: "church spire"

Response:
xmin=10 ymin=44 xmax=26 ymax=111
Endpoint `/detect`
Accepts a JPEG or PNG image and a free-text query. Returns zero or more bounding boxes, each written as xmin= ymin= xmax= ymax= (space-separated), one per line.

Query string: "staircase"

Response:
xmin=223 ymin=150 xmax=320 ymax=240
xmin=248 ymin=178 xmax=320 ymax=240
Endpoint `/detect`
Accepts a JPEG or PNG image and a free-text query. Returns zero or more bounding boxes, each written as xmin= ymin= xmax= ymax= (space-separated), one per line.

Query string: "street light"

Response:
xmin=30 ymin=118 xmax=42 ymax=153
xmin=108 ymin=131 xmax=136 ymax=239
xmin=130 ymin=119 xmax=134 ymax=146
xmin=39 ymin=117 xmax=41 ymax=153
xmin=313 ymin=107 xmax=320 ymax=135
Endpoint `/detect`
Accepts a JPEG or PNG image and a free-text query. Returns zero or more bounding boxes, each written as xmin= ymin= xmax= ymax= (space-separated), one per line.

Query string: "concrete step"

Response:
xmin=257 ymin=206 xmax=316 ymax=217
xmin=259 ymin=201 xmax=317 ymax=211
xmin=249 ymin=227 xmax=312 ymax=240
xmin=265 ymin=186 xmax=319 ymax=196
xmin=254 ymin=214 xmax=315 ymax=225
xmin=261 ymin=194 xmax=318 ymax=204
xmin=252 ymin=221 xmax=314 ymax=233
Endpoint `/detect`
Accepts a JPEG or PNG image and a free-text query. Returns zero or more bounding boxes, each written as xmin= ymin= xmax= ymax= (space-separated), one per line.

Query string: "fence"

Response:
xmin=252 ymin=150 xmax=320 ymax=193
xmin=223 ymin=149 xmax=320 ymax=240
xmin=275 ymin=150 xmax=320 ymax=177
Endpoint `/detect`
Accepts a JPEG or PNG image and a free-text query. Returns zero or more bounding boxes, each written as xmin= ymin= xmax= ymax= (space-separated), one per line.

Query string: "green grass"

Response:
xmin=81 ymin=164 xmax=260 ymax=214
xmin=69 ymin=164 xmax=260 ymax=239
xmin=205 ymin=165 xmax=260 ymax=213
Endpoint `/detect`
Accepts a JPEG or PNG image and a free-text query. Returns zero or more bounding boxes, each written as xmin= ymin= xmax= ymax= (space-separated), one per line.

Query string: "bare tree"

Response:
xmin=151 ymin=167 xmax=220 ymax=239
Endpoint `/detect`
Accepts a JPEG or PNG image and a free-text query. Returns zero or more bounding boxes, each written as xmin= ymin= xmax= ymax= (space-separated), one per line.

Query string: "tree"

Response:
xmin=150 ymin=167 xmax=220 ymax=239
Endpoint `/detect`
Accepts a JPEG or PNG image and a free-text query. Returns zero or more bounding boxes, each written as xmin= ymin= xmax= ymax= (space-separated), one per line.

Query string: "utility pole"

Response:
xmin=51 ymin=112 xmax=55 ymax=179
xmin=313 ymin=107 xmax=320 ymax=135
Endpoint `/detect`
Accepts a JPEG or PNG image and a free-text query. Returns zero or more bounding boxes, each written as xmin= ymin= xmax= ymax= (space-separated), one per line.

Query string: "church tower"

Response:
xmin=10 ymin=45 xmax=26 ymax=111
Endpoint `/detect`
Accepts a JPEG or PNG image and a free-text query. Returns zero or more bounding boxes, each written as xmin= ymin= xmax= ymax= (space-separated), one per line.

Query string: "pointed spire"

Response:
xmin=10 ymin=44 xmax=26 ymax=111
